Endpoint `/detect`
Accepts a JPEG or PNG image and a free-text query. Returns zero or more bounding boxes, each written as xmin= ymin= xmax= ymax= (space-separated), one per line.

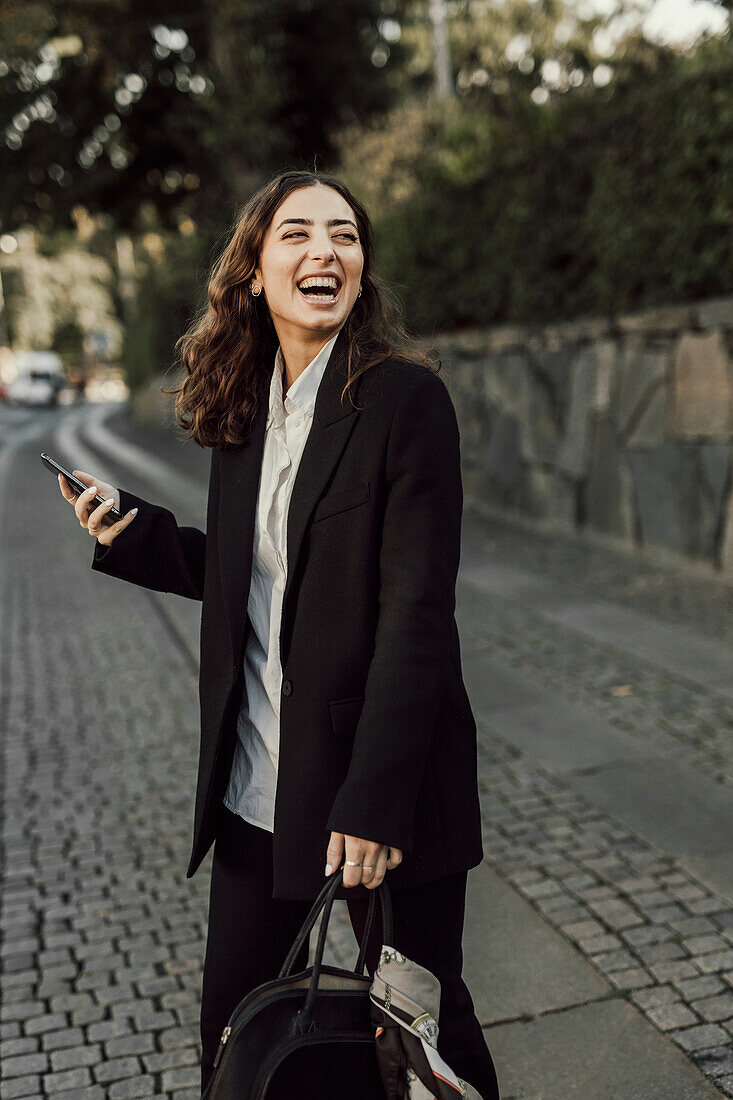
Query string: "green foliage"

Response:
xmin=583 ymin=50 xmax=733 ymax=312
xmin=6 ymin=0 xmax=731 ymax=378
xmin=121 ymin=228 xmax=213 ymax=392
xmin=0 ymin=0 xmax=399 ymax=233
xmin=53 ymin=319 xmax=84 ymax=370
xmin=338 ymin=36 xmax=733 ymax=332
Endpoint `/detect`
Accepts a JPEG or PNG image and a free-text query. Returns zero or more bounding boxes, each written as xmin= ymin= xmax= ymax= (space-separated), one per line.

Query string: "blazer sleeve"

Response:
xmin=90 ymin=450 xmax=218 ymax=601
xmin=326 ymin=372 xmax=463 ymax=855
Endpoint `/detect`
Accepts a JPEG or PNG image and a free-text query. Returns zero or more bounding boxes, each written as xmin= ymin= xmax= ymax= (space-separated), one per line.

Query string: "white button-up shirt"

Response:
xmin=223 ymin=330 xmax=341 ymax=831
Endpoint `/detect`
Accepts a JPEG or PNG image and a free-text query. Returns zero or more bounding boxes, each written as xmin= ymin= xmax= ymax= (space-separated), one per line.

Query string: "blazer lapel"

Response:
xmin=218 ymin=394 xmax=267 ymax=666
xmin=218 ymin=325 xmax=360 ymax=666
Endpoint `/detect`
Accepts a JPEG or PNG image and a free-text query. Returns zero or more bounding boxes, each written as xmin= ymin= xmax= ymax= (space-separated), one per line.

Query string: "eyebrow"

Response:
xmin=275 ymin=217 xmax=358 ymax=232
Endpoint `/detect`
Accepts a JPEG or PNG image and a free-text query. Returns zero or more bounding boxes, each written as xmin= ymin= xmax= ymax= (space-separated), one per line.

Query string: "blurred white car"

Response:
xmin=7 ymin=351 xmax=66 ymax=407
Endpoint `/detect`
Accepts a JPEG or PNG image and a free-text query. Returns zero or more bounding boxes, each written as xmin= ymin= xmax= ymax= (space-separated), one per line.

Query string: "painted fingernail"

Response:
xmin=128 ymin=508 xmax=138 ymax=517
xmin=325 ymin=864 xmax=333 ymax=876
xmin=89 ymin=485 xmax=97 ymax=494
xmin=104 ymin=497 xmax=114 ymax=505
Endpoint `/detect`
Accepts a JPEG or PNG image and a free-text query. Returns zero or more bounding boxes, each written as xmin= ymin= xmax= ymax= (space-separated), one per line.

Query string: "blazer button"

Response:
xmin=282 ymin=679 xmax=293 ymax=696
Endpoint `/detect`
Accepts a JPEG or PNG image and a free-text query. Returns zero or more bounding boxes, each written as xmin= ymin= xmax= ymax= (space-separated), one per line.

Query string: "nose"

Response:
xmin=307 ymin=232 xmax=335 ymax=262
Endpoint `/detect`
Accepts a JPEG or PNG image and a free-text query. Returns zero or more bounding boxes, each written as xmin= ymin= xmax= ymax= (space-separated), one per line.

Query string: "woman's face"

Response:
xmin=252 ymin=184 xmax=364 ymax=338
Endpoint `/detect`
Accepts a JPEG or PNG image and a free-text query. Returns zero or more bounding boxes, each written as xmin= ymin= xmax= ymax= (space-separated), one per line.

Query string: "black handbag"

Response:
xmin=203 ymin=867 xmax=393 ymax=1099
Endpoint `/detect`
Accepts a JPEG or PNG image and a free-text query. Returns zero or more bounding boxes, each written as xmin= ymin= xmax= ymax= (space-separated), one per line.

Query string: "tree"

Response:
xmin=0 ymin=0 xmax=401 ymax=233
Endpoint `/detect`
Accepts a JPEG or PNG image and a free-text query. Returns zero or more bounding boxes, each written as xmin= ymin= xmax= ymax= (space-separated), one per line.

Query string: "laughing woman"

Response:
xmin=59 ymin=169 xmax=501 ymax=1099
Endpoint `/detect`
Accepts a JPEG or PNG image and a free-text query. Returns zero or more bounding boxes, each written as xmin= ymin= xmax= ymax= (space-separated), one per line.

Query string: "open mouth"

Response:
xmin=296 ymin=275 xmax=342 ymax=304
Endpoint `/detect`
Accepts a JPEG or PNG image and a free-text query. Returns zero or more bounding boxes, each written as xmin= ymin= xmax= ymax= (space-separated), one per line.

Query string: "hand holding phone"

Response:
xmin=42 ymin=452 xmax=139 ymax=545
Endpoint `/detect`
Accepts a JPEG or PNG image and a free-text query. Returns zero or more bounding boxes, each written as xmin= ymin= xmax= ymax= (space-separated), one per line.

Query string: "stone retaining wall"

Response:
xmin=431 ymin=295 xmax=733 ymax=573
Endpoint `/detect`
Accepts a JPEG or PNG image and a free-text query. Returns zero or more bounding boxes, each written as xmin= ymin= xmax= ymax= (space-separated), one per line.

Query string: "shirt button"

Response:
xmin=282 ymin=679 xmax=293 ymax=696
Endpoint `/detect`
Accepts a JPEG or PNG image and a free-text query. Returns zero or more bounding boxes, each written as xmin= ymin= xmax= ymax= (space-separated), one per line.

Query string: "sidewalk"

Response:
xmin=1 ymin=400 xmax=731 ymax=1098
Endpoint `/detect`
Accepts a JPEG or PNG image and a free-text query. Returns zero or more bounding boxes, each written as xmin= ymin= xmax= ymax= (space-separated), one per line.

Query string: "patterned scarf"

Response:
xmin=369 ymin=946 xmax=484 ymax=1100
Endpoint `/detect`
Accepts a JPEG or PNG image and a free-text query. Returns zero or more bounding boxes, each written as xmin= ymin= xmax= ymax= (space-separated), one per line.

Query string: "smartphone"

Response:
xmin=41 ymin=452 xmax=125 ymax=526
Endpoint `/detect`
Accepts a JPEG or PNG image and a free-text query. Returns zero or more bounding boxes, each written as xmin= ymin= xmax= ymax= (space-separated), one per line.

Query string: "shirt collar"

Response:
xmin=267 ymin=330 xmax=341 ymax=431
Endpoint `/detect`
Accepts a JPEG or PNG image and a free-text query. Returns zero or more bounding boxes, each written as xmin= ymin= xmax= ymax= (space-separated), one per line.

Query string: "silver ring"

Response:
xmin=363 ymin=865 xmax=376 ymax=871
xmin=345 ymin=860 xmax=362 ymax=867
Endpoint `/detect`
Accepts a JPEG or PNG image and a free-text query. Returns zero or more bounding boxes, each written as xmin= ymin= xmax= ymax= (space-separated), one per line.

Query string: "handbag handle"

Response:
xmin=278 ymin=866 xmax=394 ymax=980
xmin=286 ymin=867 xmax=394 ymax=1033
xmin=354 ymin=884 xmax=380 ymax=975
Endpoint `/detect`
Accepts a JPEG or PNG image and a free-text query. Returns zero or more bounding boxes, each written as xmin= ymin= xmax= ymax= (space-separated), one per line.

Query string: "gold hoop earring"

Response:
xmin=251 ymin=284 xmax=262 ymax=297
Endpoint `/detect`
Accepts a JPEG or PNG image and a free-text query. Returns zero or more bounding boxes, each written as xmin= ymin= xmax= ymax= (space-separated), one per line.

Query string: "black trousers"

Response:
xmin=200 ymin=805 xmax=501 ymax=1098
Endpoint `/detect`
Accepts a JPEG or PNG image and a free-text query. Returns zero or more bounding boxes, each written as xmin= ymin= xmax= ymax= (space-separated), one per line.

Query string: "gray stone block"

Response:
xmin=557 ymin=346 xmax=606 ymax=477
xmin=626 ymin=441 xmax=731 ymax=559
xmin=647 ymin=1002 xmax=699 ymax=1030
xmin=613 ymin=339 xmax=670 ymax=444
xmin=2 ymin=1052 xmax=49 ymax=1078
xmin=692 ymin=993 xmax=733 ymax=1022
xmin=49 ymin=1043 xmax=101 ymax=1071
xmin=518 ymin=465 xmax=577 ymax=523
xmin=619 ymin=304 xmax=696 ymax=334
xmin=43 ymin=1066 xmax=93 ymax=1092
xmin=585 ymin=413 xmax=636 ymax=538
xmin=670 ymin=1023 xmax=730 ymax=1052
xmin=695 ymin=297 xmax=733 ymax=329
xmin=92 ymin=1056 xmax=142 ymax=1084
xmin=481 ymin=410 xmax=524 ymax=496
xmin=1 ymin=1077 xmax=42 ymax=1099
xmin=486 ymin=998 xmax=721 ymax=1098
xmin=694 ymin=1044 xmax=733 ymax=1078
xmin=107 ymin=1076 xmax=157 ymax=1098
xmin=668 ymin=330 xmax=732 ymax=440
xmin=462 ymin=864 xmax=609 ymax=1023
xmin=528 ymin=346 xmax=574 ymax=418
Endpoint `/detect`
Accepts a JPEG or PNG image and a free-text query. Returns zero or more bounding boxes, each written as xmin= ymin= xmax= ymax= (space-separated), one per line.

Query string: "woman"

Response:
xmin=59 ymin=169 xmax=500 ymax=1099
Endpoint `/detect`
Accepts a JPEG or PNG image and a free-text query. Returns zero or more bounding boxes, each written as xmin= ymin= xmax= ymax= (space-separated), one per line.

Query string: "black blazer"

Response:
xmin=91 ymin=326 xmax=483 ymax=899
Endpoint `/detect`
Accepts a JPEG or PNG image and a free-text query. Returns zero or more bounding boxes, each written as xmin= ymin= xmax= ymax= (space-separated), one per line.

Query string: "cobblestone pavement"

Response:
xmin=2 ymin=411 xmax=208 ymax=1098
xmin=475 ymin=736 xmax=733 ymax=1095
xmin=2 ymin=402 xmax=733 ymax=1097
xmin=463 ymin=503 xmax=733 ymax=647
xmin=458 ymin=570 xmax=733 ymax=789
xmin=452 ymin=517 xmax=733 ymax=1095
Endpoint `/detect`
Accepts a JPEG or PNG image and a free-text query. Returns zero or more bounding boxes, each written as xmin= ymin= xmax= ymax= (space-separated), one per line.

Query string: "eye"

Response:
xmin=283 ymin=232 xmax=358 ymax=242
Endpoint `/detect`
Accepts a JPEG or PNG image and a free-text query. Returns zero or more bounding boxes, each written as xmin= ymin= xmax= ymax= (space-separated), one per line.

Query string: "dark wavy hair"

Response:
xmin=164 ymin=169 xmax=439 ymax=450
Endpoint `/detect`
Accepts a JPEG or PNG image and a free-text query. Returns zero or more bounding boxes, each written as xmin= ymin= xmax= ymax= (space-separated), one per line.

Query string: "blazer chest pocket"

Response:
xmin=329 ymin=695 xmax=365 ymax=738
xmin=311 ymin=480 xmax=370 ymax=525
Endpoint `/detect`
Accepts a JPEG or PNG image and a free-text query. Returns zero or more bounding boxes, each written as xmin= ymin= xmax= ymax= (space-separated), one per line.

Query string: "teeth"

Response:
xmin=297 ymin=276 xmax=339 ymax=291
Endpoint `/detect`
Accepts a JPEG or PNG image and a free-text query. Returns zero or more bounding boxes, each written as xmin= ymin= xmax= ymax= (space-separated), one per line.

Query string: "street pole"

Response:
xmin=429 ymin=0 xmax=455 ymax=99
xmin=115 ymin=233 xmax=138 ymax=326
xmin=0 ymin=264 xmax=9 ymax=348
